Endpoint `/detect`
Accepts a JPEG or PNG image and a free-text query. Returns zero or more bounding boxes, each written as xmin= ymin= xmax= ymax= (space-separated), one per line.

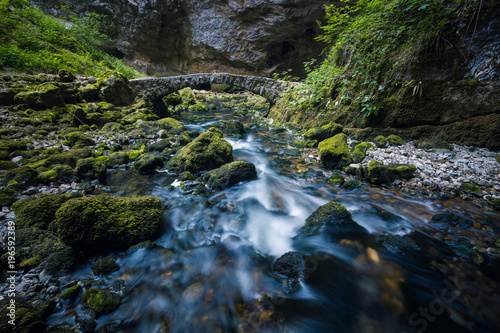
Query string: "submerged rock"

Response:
xmin=431 ymin=211 xmax=474 ymax=228
xmin=297 ymin=201 xmax=367 ymax=237
xmin=378 ymin=234 xmax=421 ymax=255
xmin=318 ymin=133 xmax=353 ymax=170
xmin=205 ymin=161 xmax=257 ymax=190
xmin=92 ymin=257 xmax=119 ymax=276
xmin=54 ymin=195 xmax=163 ymax=254
xmin=166 ymin=127 xmax=233 ymax=173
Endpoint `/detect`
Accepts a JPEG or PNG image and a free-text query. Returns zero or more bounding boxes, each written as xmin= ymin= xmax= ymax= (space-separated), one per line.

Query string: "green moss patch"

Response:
xmin=61 ymin=284 xmax=82 ymax=301
xmin=205 ymin=161 xmax=258 ymax=190
xmin=318 ymin=133 xmax=353 ymax=170
xmin=81 ymin=288 xmax=119 ymax=318
xmin=92 ymin=257 xmax=119 ymax=275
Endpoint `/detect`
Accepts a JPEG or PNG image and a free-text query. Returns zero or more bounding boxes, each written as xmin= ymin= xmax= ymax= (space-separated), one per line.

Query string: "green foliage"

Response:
xmin=0 ymin=0 xmax=143 ymax=78
xmin=277 ymin=0 xmax=479 ymax=117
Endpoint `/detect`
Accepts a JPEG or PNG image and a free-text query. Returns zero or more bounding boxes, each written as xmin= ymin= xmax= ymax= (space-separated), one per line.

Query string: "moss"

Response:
xmin=13 ymin=193 xmax=76 ymax=229
xmin=38 ymin=169 xmax=58 ymax=183
xmin=373 ymin=135 xmax=387 ymax=148
xmin=14 ymin=83 xmax=65 ymax=109
xmin=298 ymin=201 xmax=367 ymax=236
xmin=0 ymin=150 xmax=10 ymax=160
xmin=128 ymin=240 xmax=157 ymax=252
xmin=81 ymin=288 xmax=120 ymax=318
xmin=0 ymin=160 xmax=18 ymax=170
xmin=75 ymin=157 xmax=107 ymax=182
xmin=205 ymin=161 xmax=257 ymax=190
xmin=0 ymin=140 xmax=27 ymax=153
xmin=379 ymin=234 xmax=421 ymax=255
xmin=67 ymin=131 xmax=95 ymax=147
xmin=0 ymin=303 xmax=46 ymax=333
xmin=19 ymin=255 xmax=42 ymax=270
xmin=290 ymin=139 xmax=317 ymax=148
xmin=54 ymin=195 xmax=163 ymax=254
xmin=134 ymin=154 xmax=165 ymax=174
xmin=150 ymin=139 xmax=171 ymax=152
xmin=318 ymin=133 xmax=353 ymax=170
xmin=92 ymin=257 xmax=119 ymax=275
xmin=137 ymin=117 xmax=186 ymax=136
xmin=179 ymin=88 xmax=196 ymax=105
xmin=179 ymin=171 xmax=195 ymax=181
xmin=43 ymin=152 xmax=77 ymax=168
xmin=352 ymin=142 xmax=372 ymax=163
xmin=188 ymin=102 xmax=209 ymax=112
xmin=178 ymin=132 xmax=191 ymax=146
xmin=328 ymin=171 xmax=345 ymax=185
xmin=356 ymin=159 xmax=417 ymax=185
xmin=69 ymin=147 xmax=94 ymax=159
xmin=387 ymin=134 xmax=404 ymax=146
xmin=128 ymin=150 xmax=143 ymax=161
xmin=97 ymin=71 xmax=134 ymax=106
xmin=52 ymin=164 xmax=77 ymax=182
xmin=3 ymin=166 xmax=38 ymax=189
xmin=304 ymin=122 xmax=343 ymax=144
xmin=163 ymin=91 xmax=182 ymax=107
xmin=108 ymin=152 xmax=130 ymax=167
xmin=213 ymin=120 xmax=246 ymax=136
xmin=167 ymin=128 xmax=234 ymax=173
xmin=0 ymin=188 xmax=15 ymax=206
xmin=341 ymin=179 xmax=364 ymax=190
xmin=101 ymin=122 xmax=123 ymax=132
xmin=61 ymin=284 xmax=82 ymax=301
xmin=460 ymin=182 xmax=481 ymax=194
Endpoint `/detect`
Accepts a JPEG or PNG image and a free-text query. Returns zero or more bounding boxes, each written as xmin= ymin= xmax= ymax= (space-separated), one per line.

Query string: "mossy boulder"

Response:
xmin=107 ymin=152 xmax=130 ymax=167
xmin=328 ymin=171 xmax=345 ymax=185
xmin=163 ymin=91 xmax=182 ymax=107
xmin=355 ymin=160 xmax=417 ymax=185
xmin=54 ymin=196 xmax=163 ymax=254
xmin=92 ymin=257 xmax=119 ymax=275
xmin=14 ymin=82 xmax=65 ymax=109
xmin=205 ymin=161 xmax=257 ymax=190
xmin=166 ymin=128 xmax=234 ymax=173
xmin=38 ymin=169 xmax=58 ymax=184
xmin=0 ymin=150 xmax=10 ymax=160
xmin=3 ymin=166 xmax=38 ymax=189
xmin=150 ymin=139 xmax=171 ymax=152
xmin=460 ymin=182 xmax=482 ymax=194
xmin=297 ymin=201 xmax=367 ymax=237
xmin=213 ymin=120 xmax=246 ymax=136
xmin=134 ymin=154 xmax=165 ymax=174
xmin=137 ymin=117 xmax=186 ymax=136
xmin=352 ymin=142 xmax=372 ymax=163
xmin=98 ymin=71 xmax=134 ymax=106
xmin=127 ymin=240 xmax=157 ymax=252
xmin=373 ymin=135 xmax=388 ymax=148
xmin=12 ymin=193 xmax=76 ymax=229
xmin=52 ymin=164 xmax=77 ymax=182
xmin=101 ymin=122 xmax=123 ymax=133
xmin=0 ymin=160 xmax=17 ymax=170
xmin=386 ymin=134 xmax=405 ymax=146
xmin=67 ymin=131 xmax=95 ymax=147
xmin=61 ymin=284 xmax=82 ymax=301
xmin=341 ymin=179 xmax=364 ymax=190
xmin=0 ymin=188 xmax=15 ymax=206
xmin=0 ymin=140 xmax=27 ymax=153
xmin=0 ymin=301 xmax=46 ymax=333
xmin=75 ymin=158 xmax=107 ymax=182
xmin=81 ymin=288 xmax=120 ymax=318
xmin=318 ymin=133 xmax=353 ymax=170
xmin=304 ymin=122 xmax=343 ymax=145
xmin=272 ymin=251 xmax=306 ymax=293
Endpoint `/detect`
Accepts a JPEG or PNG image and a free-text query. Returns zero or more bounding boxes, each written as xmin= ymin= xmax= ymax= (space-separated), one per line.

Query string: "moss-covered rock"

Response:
xmin=150 ymin=139 xmax=171 ymax=152
xmin=134 ymin=154 xmax=164 ymax=174
xmin=75 ymin=157 xmax=107 ymax=182
xmin=54 ymin=195 xmax=163 ymax=254
xmin=67 ymin=131 xmax=95 ymax=147
xmin=127 ymin=240 xmax=157 ymax=252
xmin=166 ymin=128 xmax=234 ymax=173
xmin=205 ymin=161 xmax=257 ymax=190
xmin=373 ymin=135 xmax=388 ymax=148
xmin=14 ymin=82 xmax=65 ymax=109
xmin=352 ymin=142 xmax=372 ymax=163
xmin=81 ymin=288 xmax=120 ymax=318
xmin=0 ymin=301 xmax=46 ymax=333
xmin=304 ymin=122 xmax=343 ymax=144
xmin=213 ymin=120 xmax=246 ymax=136
xmin=61 ymin=284 xmax=82 ymax=301
xmin=101 ymin=122 xmax=123 ymax=133
xmin=0 ymin=160 xmax=18 ymax=170
xmin=58 ymin=69 xmax=76 ymax=83
xmin=188 ymin=102 xmax=209 ymax=112
xmin=52 ymin=164 xmax=77 ymax=182
xmin=0 ymin=188 xmax=15 ymax=206
xmin=0 ymin=150 xmax=10 ymax=160
xmin=386 ymin=134 xmax=405 ymax=146
xmin=0 ymin=140 xmax=27 ymax=153
xmin=107 ymin=152 xmax=130 ymax=167
xmin=328 ymin=171 xmax=345 ymax=185
xmin=297 ymin=201 xmax=367 ymax=237
xmin=97 ymin=71 xmax=134 ymax=106
xmin=272 ymin=251 xmax=306 ymax=293
xmin=92 ymin=257 xmax=119 ymax=276
xmin=378 ymin=234 xmax=421 ymax=255
xmin=318 ymin=133 xmax=353 ymax=170
xmin=341 ymin=179 xmax=363 ymax=190
xmin=460 ymin=182 xmax=482 ymax=194
xmin=136 ymin=117 xmax=186 ymax=136
xmin=38 ymin=169 xmax=58 ymax=183
xmin=3 ymin=166 xmax=38 ymax=189
xmin=431 ymin=211 xmax=473 ymax=228
xmin=12 ymin=193 xmax=75 ymax=229
xmin=355 ymin=160 xmax=417 ymax=185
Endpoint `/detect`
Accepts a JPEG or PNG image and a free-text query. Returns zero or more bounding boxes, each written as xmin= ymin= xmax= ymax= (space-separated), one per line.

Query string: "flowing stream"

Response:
xmin=47 ymin=103 xmax=500 ymax=333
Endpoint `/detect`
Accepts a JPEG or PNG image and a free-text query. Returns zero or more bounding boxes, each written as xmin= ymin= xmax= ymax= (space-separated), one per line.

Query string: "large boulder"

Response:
xmin=3 ymin=166 xmax=38 ymax=189
xmin=14 ymin=82 xmax=65 ymax=109
xmin=166 ymin=127 xmax=233 ymax=173
xmin=318 ymin=133 xmax=353 ymax=169
xmin=98 ymin=71 xmax=134 ymax=106
xmin=297 ymin=201 xmax=367 ymax=237
xmin=205 ymin=161 xmax=257 ymax=190
xmin=54 ymin=195 xmax=163 ymax=254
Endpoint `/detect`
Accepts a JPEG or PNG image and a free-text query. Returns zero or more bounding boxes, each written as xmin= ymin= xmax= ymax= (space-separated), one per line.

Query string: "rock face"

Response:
xmin=32 ymin=0 xmax=333 ymax=77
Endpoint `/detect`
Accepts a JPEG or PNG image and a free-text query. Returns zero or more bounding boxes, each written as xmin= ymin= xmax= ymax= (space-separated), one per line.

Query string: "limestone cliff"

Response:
xmin=31 ymin=0 xmax=333 ymax=77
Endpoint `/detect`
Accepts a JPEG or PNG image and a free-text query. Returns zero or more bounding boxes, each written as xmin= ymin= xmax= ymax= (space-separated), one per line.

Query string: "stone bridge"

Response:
xmin=129 ymin=73 xmax=293 ymax=105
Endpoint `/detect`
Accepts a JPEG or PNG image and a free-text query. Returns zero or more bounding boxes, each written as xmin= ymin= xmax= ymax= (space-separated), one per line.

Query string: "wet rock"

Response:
xmin=272 ymin=251 xmax=306 ymax=293
xmin=61 ymin=284 xmax=82 ymax=301
xmin=378 ymin=234 xmax=421 ymax=255
xmin=341 ymin=179 xmax=363 ymax=190
xmin=297 ymin=201 xmax=367 ymax=237
xmin=166 ymin=127 xmax=233 ymax=173
xmin=81 ymin=288 xmax=120 ymax=318
xmin=54 ymin=195 xmax=162 ymax=254
xmin=205 ymin=161 xmax=257 ymax=190
xmin=354 ymin=159 xmax=417 ymax=185
xmin=431 ymin=211 xmax=474 ymax=228
xmin=213 ymin=119 xmax=246 ymax=136
xmin=92 ymin=257 xmax=119 ymax=276
xmin=134 ymin=154 xmax=164 ymax=174
xmin=318 ymin=133 xmax=353 ymax=170
xmin=328 ymin=171 xmax=345 ymax=185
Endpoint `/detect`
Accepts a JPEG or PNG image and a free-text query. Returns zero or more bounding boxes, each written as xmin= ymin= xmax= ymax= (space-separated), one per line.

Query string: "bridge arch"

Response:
xmin=129 ymin=73 xmax=291 ymax=110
